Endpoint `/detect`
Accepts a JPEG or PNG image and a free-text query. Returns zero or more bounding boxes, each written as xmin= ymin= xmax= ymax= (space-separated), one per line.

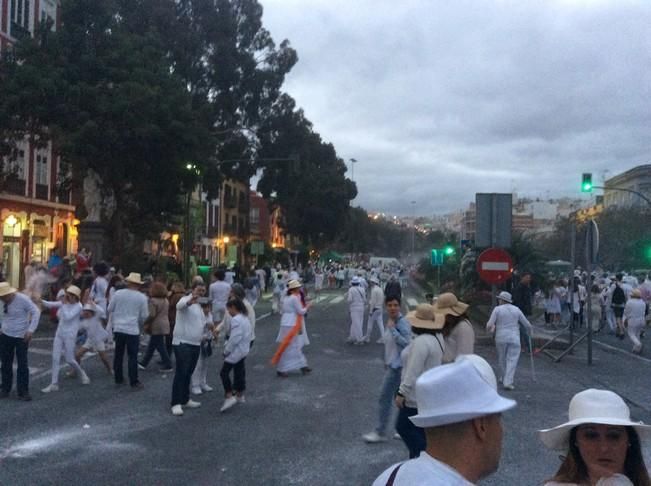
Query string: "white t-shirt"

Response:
xmin=373 ymin=453 xmax=475 ymax=486
xmin=209 ymin=280 xmax=231 ymax=309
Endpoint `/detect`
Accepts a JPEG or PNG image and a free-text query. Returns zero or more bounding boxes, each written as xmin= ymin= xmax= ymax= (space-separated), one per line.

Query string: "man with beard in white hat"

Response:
xmin=486 ymin=291 xmax=533 ymax=391
xmin=373 ymin=355 xmax=516 ymax=485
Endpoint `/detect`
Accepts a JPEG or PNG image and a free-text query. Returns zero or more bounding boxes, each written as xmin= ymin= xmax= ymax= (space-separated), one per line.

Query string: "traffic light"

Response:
xmin=431 ymin=249 xmax=443 ymax=266
xmin=443 ymin=243 xmax=456 ymax=256
xmin=581 ymin=173 xmax=593 ymax=193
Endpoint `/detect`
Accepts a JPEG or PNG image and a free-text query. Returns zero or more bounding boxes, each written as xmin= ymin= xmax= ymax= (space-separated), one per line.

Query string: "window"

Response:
xmin=250 ymin=207 xmax=260 ymax=226
xmin=10 ymin=0 xmax=31 ymax=37
xmin=6 ymin=149 xmax=25 ymax=179
xmin=35 ymin=153 xmax=48 ymax=185
xmin=40 ymin=0 xmax=57 ymax=32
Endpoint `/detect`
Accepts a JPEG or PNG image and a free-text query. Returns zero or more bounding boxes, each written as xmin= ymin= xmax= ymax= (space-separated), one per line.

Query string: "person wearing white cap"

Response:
xmin=395 ymin=303 xmax=446 ymax=459
xmin=485 ymin=291 xmax=533 ymax=391
xmin=0 ymin=284 xmax=41 ymax=400
xmin=41 ymin=285 xmax=91 ymax=392
xmin=363 ymin=276 xmax=385 ymax=344
xmin=539 ymin=389 xmax=651 ymax=485
xmin=346 ymin=276 xmax=366 ymax=345
xmin=624 ymin=288 xmax=646 ymax=354
xmin=75 ymin=302 xmax=112 ymax=375
xmin=107 ymin=272 xmax=149 ymax=390
xmin=373 ymin=356 xmax=516 ymax=485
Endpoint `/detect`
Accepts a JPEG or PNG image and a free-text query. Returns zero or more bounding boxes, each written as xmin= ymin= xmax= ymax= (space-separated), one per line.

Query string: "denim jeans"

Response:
xmin=113 ymin=332 xmax=140 ymax=386
xmin=171 ymin=343 xmax=200 ymax=406
xmin=140 ymin=335 xmax=172 ymax=368
xmin=396 ymin=405 xmax=426 ymax=459
xmin=376 ymin=366 xmax=402 ymax=436
xmin=220 ymin=358 xmax=246 ymax=394
xmin=0 ymin=334 xmax=30 ymax=396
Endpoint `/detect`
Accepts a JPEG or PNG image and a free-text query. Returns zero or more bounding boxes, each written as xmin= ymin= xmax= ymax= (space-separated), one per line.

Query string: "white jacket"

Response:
xmin=347 ymin=286 xmax=366 ymax=308
xmin=223 ymin=313 xmax=251 ymax=364
xmin=486 ymin=303 xmax=532 ymax=344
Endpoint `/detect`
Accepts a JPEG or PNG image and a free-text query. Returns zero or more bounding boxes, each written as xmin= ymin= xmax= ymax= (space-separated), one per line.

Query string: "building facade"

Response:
xmin=603 ymin=165 xmax=651 ymax=209
xmin=1 ymin=1 xmax=76 ymax=288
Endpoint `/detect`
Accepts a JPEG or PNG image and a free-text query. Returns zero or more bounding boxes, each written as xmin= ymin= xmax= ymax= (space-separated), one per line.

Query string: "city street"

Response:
xmin=2 ymin=285 xmax=651 ymax=486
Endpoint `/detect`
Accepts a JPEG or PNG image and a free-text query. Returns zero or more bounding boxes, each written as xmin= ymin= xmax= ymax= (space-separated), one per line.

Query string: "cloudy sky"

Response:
xmin=261 ymin=0 xmax=650 ymax=216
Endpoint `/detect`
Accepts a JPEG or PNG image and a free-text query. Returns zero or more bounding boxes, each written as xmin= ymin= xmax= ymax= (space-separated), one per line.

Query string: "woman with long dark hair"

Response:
xmin=539 ymin=389 xmax=651 ymax=486
xmin=432 ymin=293 xmax=474 ymax=363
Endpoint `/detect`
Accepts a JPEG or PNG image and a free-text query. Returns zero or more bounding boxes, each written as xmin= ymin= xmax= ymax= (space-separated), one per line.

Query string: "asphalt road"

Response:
xmin=2 ymin=285 xmax=651 ymax=485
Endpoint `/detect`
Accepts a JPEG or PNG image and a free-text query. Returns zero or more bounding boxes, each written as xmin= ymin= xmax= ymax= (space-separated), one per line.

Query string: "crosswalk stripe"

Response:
xmin=28 ymin=348 xmax=53 ymax=356
xmin=330 ymin=296 xmax=344 ymax=304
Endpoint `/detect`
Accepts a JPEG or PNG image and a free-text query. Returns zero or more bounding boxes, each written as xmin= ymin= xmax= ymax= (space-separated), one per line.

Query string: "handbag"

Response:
xmin=200 ymin=339 xmax=213 ymax=358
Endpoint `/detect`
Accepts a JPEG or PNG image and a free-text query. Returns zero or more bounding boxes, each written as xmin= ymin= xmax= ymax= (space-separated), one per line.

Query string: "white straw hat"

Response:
xmin=287 ymin=279 xmax=302 ymax=290
xmin=125 ymin=272 xmax=144 ymax=285
xmin=65 ymin=285 xmax=82 ymax=299
xmin=538 ymin=389 xmax=651 ymax=451
xmin=410 ymin=359 xmax=516 ymax=428
xmin=0 ymin=282 xmax=17 ymax=297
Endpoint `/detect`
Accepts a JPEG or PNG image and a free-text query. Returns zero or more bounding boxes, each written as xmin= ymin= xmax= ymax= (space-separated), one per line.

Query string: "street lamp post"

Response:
xmin=411 ymin=201 xmax=416 ymax=257
xmin=349 ymin=158 xmax=357 ymax=183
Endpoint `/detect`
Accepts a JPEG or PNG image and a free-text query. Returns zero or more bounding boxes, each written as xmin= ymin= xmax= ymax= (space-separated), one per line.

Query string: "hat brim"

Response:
xmin=125 ymin=278 xmax=144 ymax=285
xmin=432 ymin=301 xmax=469 ymax=317
xmin=406 ymin=311 xmax=444 ymax=330
xmin=410 ymin=394 xmax=516 ymax=428
xmin=0 ymin=287 xmax=17 ymax=297
xmin=498 ymin=297 xmax=512 ymax=303
xmin=539 ymin=418 xmax=651 ymax=451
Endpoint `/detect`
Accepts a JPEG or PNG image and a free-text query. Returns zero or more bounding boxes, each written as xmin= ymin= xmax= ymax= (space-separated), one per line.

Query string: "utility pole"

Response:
xmin=411 ymin=201 xmax=416 ymax=258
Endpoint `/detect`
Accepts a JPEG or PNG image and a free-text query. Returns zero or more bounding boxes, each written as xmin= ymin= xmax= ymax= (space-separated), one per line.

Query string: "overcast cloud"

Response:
xmin=261 ymin=0 xmax=650 ymax=216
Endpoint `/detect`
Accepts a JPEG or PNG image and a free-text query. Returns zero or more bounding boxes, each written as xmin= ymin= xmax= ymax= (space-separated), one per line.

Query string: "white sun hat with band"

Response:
xmin=539 ymin=388 xmax=651 ymax=451
xmin=410 ymin=358 xmax=516 ymax=428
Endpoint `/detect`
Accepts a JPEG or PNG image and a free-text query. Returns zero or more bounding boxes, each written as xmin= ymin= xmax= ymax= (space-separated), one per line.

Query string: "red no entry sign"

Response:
xmin=477 ymin=248 xmax=513 ymax=285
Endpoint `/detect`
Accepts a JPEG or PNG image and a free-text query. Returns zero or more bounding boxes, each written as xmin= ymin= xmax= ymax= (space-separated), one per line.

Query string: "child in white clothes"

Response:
xmin=219 ymin=298 xmax=252 ymax=412
xmin=191 ymin=298 xmax=216 ymax=395
xmin=41 ymin=285 xmax=90 ymax=392
xmin=75 ymin=303 xmax=112 ymax=375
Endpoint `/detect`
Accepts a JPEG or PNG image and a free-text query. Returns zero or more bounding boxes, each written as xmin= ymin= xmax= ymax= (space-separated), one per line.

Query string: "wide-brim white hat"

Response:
xmin=539 ymin=389 xmax=651 ymax=451
xmin=125 ymin=272 xmax=144 ymax=285
xmin=410 ymin=359 xmax=516 ymax=428
xmin=287 ymin=279 xmax=302 ymax=290
xmin=0 ymin=282 xmax=17 ymax=297
xmin=65 ymin=285 xmax=82 ymax=299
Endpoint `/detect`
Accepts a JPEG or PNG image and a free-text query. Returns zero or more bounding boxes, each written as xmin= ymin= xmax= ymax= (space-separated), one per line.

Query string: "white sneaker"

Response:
xmin=80 ymin=372 xmax=91 ymax=385
xmin=41 ymin=384 xmax=59 ymax=393
xmin=393 ymin=433 xmax=401 ymax=440
xmin=503 ymin=384 xmax=515 ymax=391
xmin=363 ymin=431 xmax=388 ymax=443
xmin=183 ymin=399 xmax=201 ymax=409
xmin=191 ymin=386 xmax=202 ymax=395
xmin=376 ymin=338 xmax=384 ymax=344
xmin=171 ymin=405 xmax=184 ymax=416
xmin=220 ymin=396 xmax=238 ymax=412
xmin=201 ymin=384 xmax=214 ymax=392
xmin=236 ymin=395 xmax=246 ymax=403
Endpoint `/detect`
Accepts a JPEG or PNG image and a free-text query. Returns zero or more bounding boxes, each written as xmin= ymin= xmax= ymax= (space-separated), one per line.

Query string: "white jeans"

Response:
xmin=496 ymin=341 xmax=521 ymax=387
xmin=51 ymin=332 xmax=85 ymax=385
xmin=191 ymin=354 xmax=210 ymax=388
xmin=349 ymin=306 xmax=365 ymax=342
xmin=627 ymin=318 xmax=645 ymax=352
xmin=365 ymin=308 xmax=384 ymax=340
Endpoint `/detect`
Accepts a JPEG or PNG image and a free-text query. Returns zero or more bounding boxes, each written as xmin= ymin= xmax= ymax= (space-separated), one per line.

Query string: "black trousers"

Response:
xmin=140 ymin=335 xmax=172 ymax=368
xmin=0 ymin=334 xmax=30 ymax=396
xmin=171 ymin=343 xmax=200 ymax=406
xmin=396 ymin=405 xmax=426 ymax=459
xmin=113 ymin=332 xmax=140 ymax=386
xmin=220 ymin=358 xmax=246 ymax=394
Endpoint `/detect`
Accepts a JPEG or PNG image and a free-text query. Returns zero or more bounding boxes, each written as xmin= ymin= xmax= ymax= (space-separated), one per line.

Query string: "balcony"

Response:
xmin=4 ymin=178 xmax=26 ymax=196
xmin=224 ymin=196 xmax=237 ymax=209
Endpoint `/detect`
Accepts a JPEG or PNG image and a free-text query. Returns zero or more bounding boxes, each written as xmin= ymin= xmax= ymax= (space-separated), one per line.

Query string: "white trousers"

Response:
xmin=365 ymin=308 xmax=384 ymax=340
xmin=627 ymin=318 xmax=645 ymax=352
xmin=349 ymin=306 xmax=365 ymax=342
xmin=191 ymin=354 xmax=210 ymax=388
xmin=606 ymin=308 xmax=616 ymax=332
xmin=496 ymin=341 xmax=521 ymax=387
xmin=51 ymin=332 xmax=85 ymax=385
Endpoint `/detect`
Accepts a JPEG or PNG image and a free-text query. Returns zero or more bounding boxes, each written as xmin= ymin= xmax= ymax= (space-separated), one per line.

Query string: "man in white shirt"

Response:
xmin=107 ymin=272 xmax=148 ymax=389
xmin=364 ymin=277 xmax=385 ymax=343
xmin=209 ymin=270 xmax=231 ymax=322
xmin=0 ymin=284 xmax=41 ymax=400
xmin=373 ymin=356 xmax=516 ymax=486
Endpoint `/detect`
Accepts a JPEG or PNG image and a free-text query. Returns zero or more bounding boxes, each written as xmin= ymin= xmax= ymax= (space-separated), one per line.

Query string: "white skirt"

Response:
xmin=275 ymin=326 xmax=307 ymax=372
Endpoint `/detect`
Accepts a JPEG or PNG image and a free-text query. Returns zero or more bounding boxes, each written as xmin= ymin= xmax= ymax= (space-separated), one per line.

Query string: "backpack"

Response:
xmin=612 ymin=284 xmax=626 ymax=306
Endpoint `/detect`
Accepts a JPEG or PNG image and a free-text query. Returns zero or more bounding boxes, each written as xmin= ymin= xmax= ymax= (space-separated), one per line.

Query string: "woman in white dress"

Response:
xmin=275 ymin=280 xmax=311 ymax=377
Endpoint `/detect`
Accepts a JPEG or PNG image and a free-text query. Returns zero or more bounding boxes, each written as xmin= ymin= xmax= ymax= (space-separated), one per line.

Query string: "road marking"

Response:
xmin=407 ymin=298 xmax=418 ymax=307
xmin=256 ymin=312 xmax=271 ymax=321
xmin=28 ymin=347 xmax=54 ymax=356
xmin=592 ymin=339 xmax=651 ymax=364
xmin=330 ymin=296 xmax=344 ymax=304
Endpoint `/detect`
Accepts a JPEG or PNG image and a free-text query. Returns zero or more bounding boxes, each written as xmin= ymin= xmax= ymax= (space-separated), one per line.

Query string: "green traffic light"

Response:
xmin=444 ymin=245 xmax=455 ymax=256
xmin=581 ymin=173 xmax=593 ymax=193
